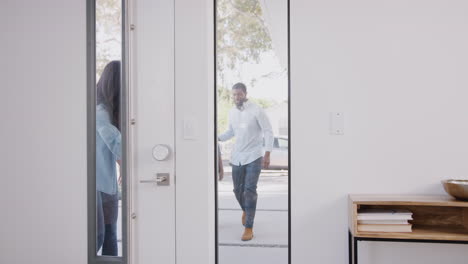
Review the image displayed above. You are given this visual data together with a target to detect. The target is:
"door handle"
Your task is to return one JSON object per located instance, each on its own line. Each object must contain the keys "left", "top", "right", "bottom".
{"left": 156, "top": 176, "right": 168, "bottom": 183}
{"left": 139, "top": 173, "right": 170, "bottom": 186}
{"left": 139, "top": 179, "right": 157, "bottom": 183}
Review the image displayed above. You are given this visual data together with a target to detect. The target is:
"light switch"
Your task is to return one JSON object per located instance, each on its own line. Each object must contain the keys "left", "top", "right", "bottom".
{"left": 330, "top": 112, "right": 344, "bottom": 135}
{"left": 183, "top": 117, "right": 197, "bottom": 140}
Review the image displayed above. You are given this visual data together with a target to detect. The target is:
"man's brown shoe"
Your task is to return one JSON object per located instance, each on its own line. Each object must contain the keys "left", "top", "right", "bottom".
{"left": 241, "top": 228, "right": 253, "bottom": 241}
{"left": 242, "top": 211, "right": 246, "bottom": 226}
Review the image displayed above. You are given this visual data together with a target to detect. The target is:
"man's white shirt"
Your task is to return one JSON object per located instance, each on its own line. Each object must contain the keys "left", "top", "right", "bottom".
{"left": 219, "top": 100, "right": 274, "bottom": 166}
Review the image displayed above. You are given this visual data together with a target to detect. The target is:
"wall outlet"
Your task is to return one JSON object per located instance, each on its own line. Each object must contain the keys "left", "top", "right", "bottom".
{"left": 330, "top": 112, "right": 344, "bottom": 135}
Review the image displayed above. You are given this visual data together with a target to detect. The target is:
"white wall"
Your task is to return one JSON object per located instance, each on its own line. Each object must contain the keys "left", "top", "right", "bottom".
{"left": 175, "top": 0, "right": 215, "bottom": 264}
{"left": 0, "top": 1, "right": 87, "bottom": 264}
{"left": 291, "top": 0, "right": 468, "bottom": 263}
{"left": 3, "top": 0, "right": 468, "bottom": 264}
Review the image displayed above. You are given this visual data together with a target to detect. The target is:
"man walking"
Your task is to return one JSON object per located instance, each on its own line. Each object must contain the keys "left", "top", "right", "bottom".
{"left": 218, "top": 82, "right": 274, "bottom": 241}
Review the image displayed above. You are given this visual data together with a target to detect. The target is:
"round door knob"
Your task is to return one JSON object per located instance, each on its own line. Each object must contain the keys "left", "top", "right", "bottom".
{"left": 152, "top": 144, "right": 171, "bottom": 161}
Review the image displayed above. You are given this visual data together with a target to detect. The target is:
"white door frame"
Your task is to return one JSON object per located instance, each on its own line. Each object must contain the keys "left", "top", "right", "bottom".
{"left": 126, "top": 0, "right": 216, "bottom": 263}
{"left": 174, "top": 0, "right": 216, "bottom": 263}
{"left": 128, "top": 0, "right": 176, "bottom": 263}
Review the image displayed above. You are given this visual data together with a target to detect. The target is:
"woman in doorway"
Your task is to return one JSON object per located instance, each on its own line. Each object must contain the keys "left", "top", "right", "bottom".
{"left": 96, "top": 60, "right": 121, "bottom": 256}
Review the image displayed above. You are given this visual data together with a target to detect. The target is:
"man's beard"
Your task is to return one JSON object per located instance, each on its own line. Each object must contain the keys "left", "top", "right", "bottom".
{"left": 236, "top": 99, "right": 246, "bottom": 109}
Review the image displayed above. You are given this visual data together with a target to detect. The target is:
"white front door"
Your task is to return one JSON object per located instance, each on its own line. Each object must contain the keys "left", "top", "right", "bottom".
{"left": 128, "top": 0, "right": 176, "bottom": 263}
{"left": 126, "top": 0, "right": 215, "bottom": 262}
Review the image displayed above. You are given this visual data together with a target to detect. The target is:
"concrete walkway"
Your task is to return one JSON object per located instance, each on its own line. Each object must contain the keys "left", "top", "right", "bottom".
{"left": 218, "top": 168, "right": 289, "bottom": 264}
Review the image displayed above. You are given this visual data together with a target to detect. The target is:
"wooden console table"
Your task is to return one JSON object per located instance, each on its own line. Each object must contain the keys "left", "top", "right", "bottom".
{"left": 348, "top": 195, "right": 468, "bottom": 264}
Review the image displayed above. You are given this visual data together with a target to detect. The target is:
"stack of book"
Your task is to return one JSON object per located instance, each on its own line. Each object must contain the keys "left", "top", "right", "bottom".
{"left": 357, "top": 209, "right": 413, "bottom": 233}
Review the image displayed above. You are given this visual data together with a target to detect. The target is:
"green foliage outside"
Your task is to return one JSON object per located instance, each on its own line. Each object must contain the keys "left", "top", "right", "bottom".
{"left": 96, "top": 0, "right": 122, "bottom": 79}
{"left": 216, "top": 0, "right": 276, "bottom": 134}
{"left": 95, "top": 0, "right": 278, "bottom": 135}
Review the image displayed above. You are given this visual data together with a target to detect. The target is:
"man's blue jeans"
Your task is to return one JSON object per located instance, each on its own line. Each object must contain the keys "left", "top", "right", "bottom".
{"left": 231, "top": 157, "right": 262, "bottom": 228}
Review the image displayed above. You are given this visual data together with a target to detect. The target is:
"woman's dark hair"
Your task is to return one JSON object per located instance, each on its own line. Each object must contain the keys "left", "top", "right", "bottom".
{"left": 96, "top": 60, "right": 121, "bottom": 130}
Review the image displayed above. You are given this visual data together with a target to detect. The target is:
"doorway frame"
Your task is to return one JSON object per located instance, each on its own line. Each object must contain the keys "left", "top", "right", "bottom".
{"left": 213, "top": 0, "right": 291, "bottom": 263}
{"left": 86, "top": 0, "right": 129, "bottom": 263}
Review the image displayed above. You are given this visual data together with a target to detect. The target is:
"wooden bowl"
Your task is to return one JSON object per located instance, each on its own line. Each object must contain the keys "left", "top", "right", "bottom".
{"left": 442, "top": 180, "right": 468, "bottom": 201}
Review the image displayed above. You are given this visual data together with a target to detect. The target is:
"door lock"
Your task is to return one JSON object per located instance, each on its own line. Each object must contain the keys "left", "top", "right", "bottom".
{"left": 152, "top": 144, "right": 171, "bottom": 161}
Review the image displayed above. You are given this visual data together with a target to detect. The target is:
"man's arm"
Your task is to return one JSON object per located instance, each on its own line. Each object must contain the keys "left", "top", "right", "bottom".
{"left": 263, "top": 151, "right": 271, "bottom": 169}
{"left": 218, "top": 116, "right": 235, "bottom": 141}
{"left": 257, "top": 108, "right": 274, "bottom": 169}
{"left": 217, "top": 146, "right": 224, "bottom": 181}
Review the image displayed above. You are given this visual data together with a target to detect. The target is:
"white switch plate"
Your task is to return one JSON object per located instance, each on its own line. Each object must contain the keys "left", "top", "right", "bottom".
{"left": 330, "top": 112, "right": 344, "bottom": 135}
{"left": 183, "top": 117, "right": 197, "bottom": 140}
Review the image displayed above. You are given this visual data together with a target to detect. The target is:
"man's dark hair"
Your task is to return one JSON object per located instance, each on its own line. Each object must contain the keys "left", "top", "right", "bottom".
{"left": 232, "top": 82, "right": 247, "bottom": 93}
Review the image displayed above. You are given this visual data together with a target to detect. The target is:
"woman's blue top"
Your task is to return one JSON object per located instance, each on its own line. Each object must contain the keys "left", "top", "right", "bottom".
{"left": 96, "top": 104, "right": 121, "bottom": 195}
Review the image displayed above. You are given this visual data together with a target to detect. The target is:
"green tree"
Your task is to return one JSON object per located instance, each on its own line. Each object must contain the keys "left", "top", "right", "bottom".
{"left": 216, "top": 0, "right": 274, "bottom": 133}
{"left": 96, "top": 0, "right": 122, "bottom": 78}
{"left": 216, "top": 0, "right": 272, "bottom": 74}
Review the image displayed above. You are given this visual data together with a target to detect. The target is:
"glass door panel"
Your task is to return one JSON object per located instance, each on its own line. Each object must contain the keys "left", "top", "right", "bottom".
{"left": 216, "top": 0, "right": 290, "bottom": 263}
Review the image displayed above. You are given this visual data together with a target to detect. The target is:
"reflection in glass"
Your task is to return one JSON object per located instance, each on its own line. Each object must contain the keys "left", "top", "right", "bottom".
{"left": 95, "top": 0, "right": 122, "bottom": 257}
{"left": 216, "top": 0, "right": 289, "bottom": 262}
{"left": 96, "top": 61, "right": 122, "bottom": 256}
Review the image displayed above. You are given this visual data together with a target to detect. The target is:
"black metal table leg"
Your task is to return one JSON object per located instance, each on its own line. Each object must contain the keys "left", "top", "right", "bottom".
{"left": 348, "top": 231, "right": 468, "bottom": 264}
{"left": 349, "top": 230, "right": 358, "bottom": 264}
{"left": 348, "top": 231, "right": 353, "bottom": 264}
{"left": 354, "top": 237, "right": 358, "bottom": 264}
{"left": 348, "top": 231, "right": 352, "bottom": 264}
